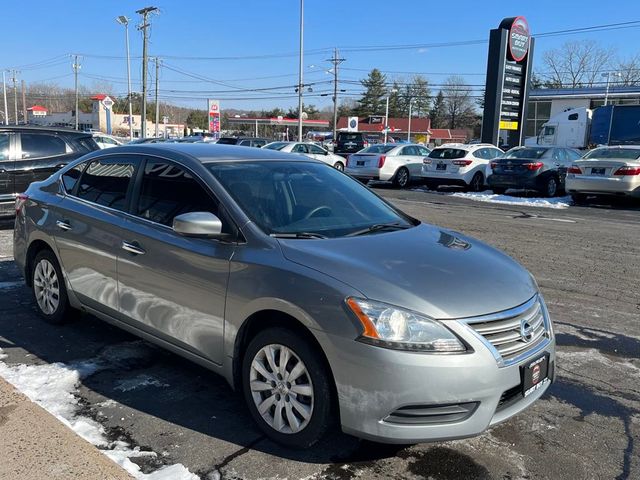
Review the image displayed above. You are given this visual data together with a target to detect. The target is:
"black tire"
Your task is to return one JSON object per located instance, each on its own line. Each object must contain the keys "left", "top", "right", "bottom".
{"left": 242, "top": 327, "right": 335, "bottom": 449}
{"left": 393, "top": 167, "right": 410, "bottom": 189}
{"left": 571, "top": 193, "right": 587, "bottom": 204}
{"left": 333, "top": 161, "right": 344, "bottom": 172}
{"left": 31, "top": 249, "right": 75, "bottom": 324}
{"left": 425, "top": 180, "right": 439, "bottom": 191}
{"left": 491, "top": 186, "right": 506, "bottom": 195}
{"left": 467, "top": 172, "right": 484, "bottom": 192}
{"left": 541, "top": 176, "right": 559, "bottom": 198}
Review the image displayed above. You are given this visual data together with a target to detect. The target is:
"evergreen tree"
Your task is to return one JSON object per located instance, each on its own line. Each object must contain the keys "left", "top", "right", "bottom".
{"left": 355, "top": 69, "right": 387, "bottom": 116}
{"left": 410, "top": 75, "right": 431, "bottom": 117}
{"left": 429, "top": 91, "right": 446, "bottom": 128}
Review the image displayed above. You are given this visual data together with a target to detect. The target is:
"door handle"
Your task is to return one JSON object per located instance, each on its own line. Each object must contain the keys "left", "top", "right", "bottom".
{"left": 121, "top": 241, "right": 146, "bottom": 255}
{"left": 56, "top": 220, "right": 72, "bottom": 231}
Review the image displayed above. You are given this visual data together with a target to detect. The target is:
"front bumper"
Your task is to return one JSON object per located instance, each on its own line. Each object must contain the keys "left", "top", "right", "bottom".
{"left": 314, "top": 313, "right": 555, "bottom": 444}
{"left": 566, "top": 175, "right": 640, "bottom": 198}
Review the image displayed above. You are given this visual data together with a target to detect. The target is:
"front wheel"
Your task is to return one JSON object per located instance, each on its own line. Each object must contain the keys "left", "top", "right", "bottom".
{"left": 333, "top": 161, "right": 344, "bottom": 172}
{"left": 242, "top": 328, "right": 335, "bottom": 449}
{"left": 393, "top": 167, "right": 410, "bottom": 188}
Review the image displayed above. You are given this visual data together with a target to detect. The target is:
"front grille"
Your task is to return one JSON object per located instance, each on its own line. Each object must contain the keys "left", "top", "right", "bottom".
{"left": 464, "top": 295, "right": 550, "bottom": 366}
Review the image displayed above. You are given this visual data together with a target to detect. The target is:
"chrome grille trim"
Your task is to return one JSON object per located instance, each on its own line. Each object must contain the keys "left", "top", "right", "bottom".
{"left": 460, "top": 295, "right": 552, "bottom": 367}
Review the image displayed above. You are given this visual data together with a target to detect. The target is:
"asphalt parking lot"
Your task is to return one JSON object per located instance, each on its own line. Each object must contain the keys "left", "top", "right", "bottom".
{"left": 0, "top": 189, "right": 638, "bottom": 480}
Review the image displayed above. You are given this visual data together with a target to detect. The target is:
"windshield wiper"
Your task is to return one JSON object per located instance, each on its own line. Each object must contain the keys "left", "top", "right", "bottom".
{"left": 346, "top": 222, "right": 411, "bottom": 237}
{"left": 270, "top": 232, "right": 328, "bottom": 239}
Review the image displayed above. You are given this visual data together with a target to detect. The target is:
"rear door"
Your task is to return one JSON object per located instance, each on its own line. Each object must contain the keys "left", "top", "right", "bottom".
{"left": 117, "top": 157, "right": 235, "bottom": 364}
{"left": 53, "top": 155, "right": 139, "bottom": 316}
{"left": 398, "top": 145, "right": 423, "bottom": 176}
{"left": 15, "top": 131, "right": 79, "bottom": 194}
{"left": 0, "top": 132, "right": 16, "bottom": 207}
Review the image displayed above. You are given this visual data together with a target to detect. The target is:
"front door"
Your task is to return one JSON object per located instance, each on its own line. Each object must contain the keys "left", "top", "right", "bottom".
{"left": 117, "top": 158, "right": 234, "bottom": 364}
{"left": 53, "top": 155, "right": 139, "bottom": 316}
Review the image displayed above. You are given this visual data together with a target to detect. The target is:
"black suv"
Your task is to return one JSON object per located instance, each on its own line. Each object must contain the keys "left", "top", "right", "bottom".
{"left": 216, "top": 137, "right": 269, "bottom": 148}
{"left": 0, "top": 126, "right": 99, "bottom": 216}
{"left": 335, "top": 132, "right": 369, "bottom": 157}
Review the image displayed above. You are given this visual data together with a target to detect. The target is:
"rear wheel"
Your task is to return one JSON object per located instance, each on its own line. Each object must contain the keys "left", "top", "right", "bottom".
{"left": 333, "top": 161, "right": 344, "bottom": 172}
{"left": 31, "top": 250, "right": 75, "bottom": 324}
{"left": 467, "top": 172, "right": 484, "bottom": 192}
{"left": 393, "top": 167, "right": 410, "bottom": 188}
{"left": 541, "top": 176, "right": 559, "bottom": 197}
{"left": 242, "top": 327, "right": 335, "bottom": 449}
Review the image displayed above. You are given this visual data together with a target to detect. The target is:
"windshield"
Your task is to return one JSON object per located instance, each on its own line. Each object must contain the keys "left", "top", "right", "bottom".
{"left": 504, "top": 148, "right": 548, "bottom": 159}
{"left": 208, "top": 161, "right": 414, "bottom": 238}
{"left": 360, "top": 145, "right": 395, "bottom": 154}
{"left": 262, "top": 142, "right": 289, "bottom": 151}
{"left": 582, "top": 148, "right": 640, "bottom": 160}
{"left": 428, "top": 148, "right": 467, "bottom": 159}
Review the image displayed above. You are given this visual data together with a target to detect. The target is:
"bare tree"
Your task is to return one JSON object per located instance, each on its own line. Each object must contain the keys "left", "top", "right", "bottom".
{"left": 441, "top": 75, "right": 475, "bottom": 129}
{"left": 541, "top": 40, "right": 613, "bottom": 88}
{"left": 615, "top": 54, "right": 640, "bottom": 86}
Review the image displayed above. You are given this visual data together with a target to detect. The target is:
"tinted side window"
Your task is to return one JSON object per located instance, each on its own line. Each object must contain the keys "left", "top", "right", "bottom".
{"left": 20, "top": 133, "right": 68, "bottom": 159}
{"left": 418, "top": 146, "right": 431, "bottom": 156}
{"left": 62, "top": 163, "right": 86, "bottom": 193}
{"left": 0, "top": 133, "right": 10, "bottom": 160}
{"left": 292, "top": 144, "right": 308, "bottom": 153}
{"left": 307, "top": 144, "right": 325, "bottom": 154}
{"left": 135, "top": 160, "right": 220, "bottom": 227}
{"left": 472, "top": 149, "right": 487, "bottom": 159}
{"left": 76, "top": 158, "right": 136, "bottom": 211}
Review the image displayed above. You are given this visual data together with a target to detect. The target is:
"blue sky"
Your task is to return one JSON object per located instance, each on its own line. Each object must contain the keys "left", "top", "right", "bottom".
{"left": 3, "top": 0, "right": 640, "bottom": 112}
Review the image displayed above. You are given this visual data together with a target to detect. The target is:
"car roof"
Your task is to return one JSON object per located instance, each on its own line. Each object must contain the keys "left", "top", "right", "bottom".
{"left": 432, "top": 143, "right": 497, "bottom": 150}
{"left": 0, "top": 125, "right": 91, "bottom": 136}
{"left": 590, "top": 145, "right": 640, "bottom": 150}
{"left": 108, "top": 143, "right": 314, "bottom": 164}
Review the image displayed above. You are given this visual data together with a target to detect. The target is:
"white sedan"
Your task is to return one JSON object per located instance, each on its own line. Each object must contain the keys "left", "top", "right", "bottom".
{"left": 344, "top": 144, "right": 431, "bottom": 188}
{"left": 263, "top": 141, "right": 348, "bottom": 171}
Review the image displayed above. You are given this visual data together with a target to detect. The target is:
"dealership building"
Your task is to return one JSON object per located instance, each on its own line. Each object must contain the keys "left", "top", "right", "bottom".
{"left": 525, "top": 85, "right": 640, "bottom": 138}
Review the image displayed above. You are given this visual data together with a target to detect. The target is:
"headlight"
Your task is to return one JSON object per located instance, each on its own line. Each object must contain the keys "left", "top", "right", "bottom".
{"left": 346, "top": 298, "right": 466, "bottom": 352}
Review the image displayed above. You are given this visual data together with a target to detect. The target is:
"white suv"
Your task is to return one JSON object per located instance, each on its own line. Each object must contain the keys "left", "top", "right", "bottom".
{"left": 422, "top": 143, "right": 503, "bottom": 191}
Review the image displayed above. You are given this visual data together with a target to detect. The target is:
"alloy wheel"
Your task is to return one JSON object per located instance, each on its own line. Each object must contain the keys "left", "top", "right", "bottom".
{"left": 334, "top": 162, "right": 344, "bottom": 172}
{"left": 33, "top": 259, "right": 60, "bottom": 315}
{"left": 249, "top": 344, "right": 314, "bottom": 434}
{"left": 396, "top": 168, "right": 409, "bottom": 188}
{"left": 547, "top": 177, "right": 558, "bottom": 197}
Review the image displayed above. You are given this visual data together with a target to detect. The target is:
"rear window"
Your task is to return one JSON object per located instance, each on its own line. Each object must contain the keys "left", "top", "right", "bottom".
{"left": 263, "top": 142, "right": 288, "bottom": 151}
{"left": 360, "top": 145, "right": 395, "bottom": 154}
{"left": 338, "top": 133, "right": 363, "bottom": 142}
{"left": 582, "top": 148, "right": 640, "bottom": 160}
{"left": 76, "top": 135, "right": 100, "bottom": 152}
{"left": 216, "top": 137, "right": 239, "bottom": 145}
{"left": 428, "top": 148, "right": 467, "bottom": 160}
{"left": 504, "top": 148, "right": 548, "bottom": 159}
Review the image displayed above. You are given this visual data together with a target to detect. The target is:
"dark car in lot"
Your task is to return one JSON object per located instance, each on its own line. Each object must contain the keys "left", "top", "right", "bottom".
{"left": 216, "top": 137, "right": 269, "bottom": 148}
{"left": 0, "top": 126, "right": 99, "bottom": 216}
{"left": 488, "top": 146, "right": 582, "bottom": 197}
{"left": 335, "top": 132, "right": 370, "bottom": 157}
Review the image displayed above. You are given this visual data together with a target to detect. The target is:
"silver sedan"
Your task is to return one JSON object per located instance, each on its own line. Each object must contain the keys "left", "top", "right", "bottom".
{"left": 14, "top": 143, "right": 555, "bottom": 448}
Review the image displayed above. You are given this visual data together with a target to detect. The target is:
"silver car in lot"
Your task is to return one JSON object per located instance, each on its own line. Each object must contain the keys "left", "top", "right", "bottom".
{"left": 566, "top": 145, "right": 640, "bottom": 202}
{"left": 13, "top": 144, "right": 555, "bottom": 448}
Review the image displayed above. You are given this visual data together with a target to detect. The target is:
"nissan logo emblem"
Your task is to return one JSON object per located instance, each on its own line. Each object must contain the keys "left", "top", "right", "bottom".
{"left": 520, "top": 320, "right": 534, "bottom": 342}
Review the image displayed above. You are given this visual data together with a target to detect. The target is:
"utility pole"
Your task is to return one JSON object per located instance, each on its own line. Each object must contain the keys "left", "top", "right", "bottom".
{"left": 326, "top": 48, "right": 345, "bottom": 144}
{"left": 72, "top": 55, "right": 81, "bottom": 130}
{"left": 2, "top": 71, "right": 8, "bottom": 125}
{"left": 137, "top": 6, "right": 159, "bottom": 138}
{"left": 297, "top": 0, "right": 304, "bottom": 141}
{"left": 154, "top": 57, "right": 160, "bottom": 138}
{"left": 21, "top": 80, "right": 26, "bottom": 124}
{"left": 116, "top": 16, "right": 134, "bottom": 140}
{"left": 11, "top": 70, "right": 18, "bottom": 126}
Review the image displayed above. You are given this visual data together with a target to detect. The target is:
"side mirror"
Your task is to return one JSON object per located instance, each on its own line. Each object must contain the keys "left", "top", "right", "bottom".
{"left": 173, "top": 211, "right": 224, "bottom": 238}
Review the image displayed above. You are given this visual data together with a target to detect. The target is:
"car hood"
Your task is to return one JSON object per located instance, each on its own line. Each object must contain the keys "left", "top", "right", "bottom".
{"left": 278, "top": 224, "right": 536, "bottom": 319}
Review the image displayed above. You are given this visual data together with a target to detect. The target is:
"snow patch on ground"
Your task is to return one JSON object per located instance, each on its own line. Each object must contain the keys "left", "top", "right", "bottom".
{"left": 451, "top": 191, "right": 571, "bottom": 209}
{"left": 115, "top": 374, "right": 170, "bottom": 392}
{"left": 0, "top": 345, "right": 199, "bottom": 480}
{"left": 557, "top": 348, "right": 640, "bottom": 376}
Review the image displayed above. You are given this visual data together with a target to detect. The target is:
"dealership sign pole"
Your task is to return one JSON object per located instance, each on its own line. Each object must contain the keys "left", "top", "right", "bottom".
{"left": 208, "top": 99, "right": 220, "bottom": 139}
{"left": 481, "top": 17, "right": 534, "bottom": 148}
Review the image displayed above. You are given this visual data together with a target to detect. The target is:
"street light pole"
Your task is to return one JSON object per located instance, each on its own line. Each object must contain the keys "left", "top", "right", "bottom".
{"left": 117, "top": 16, "right": 134, "bottom": 140}
{"left": 384, "top": 88, "right": 397, "bottom": 143}
{"left": 72, "top": 55, "right": 80, "bottom": 130}
{"left": 407, "top": 100, "right": 413, "bottom": 142}
{"left": 297, "top": 0, "right": 304, "bottom": 141}
{"left": 137, "top": 6, "right": 159, "bottom": 139}
{"left": 602, "top": 71, "right": 621, "bottom": 106}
